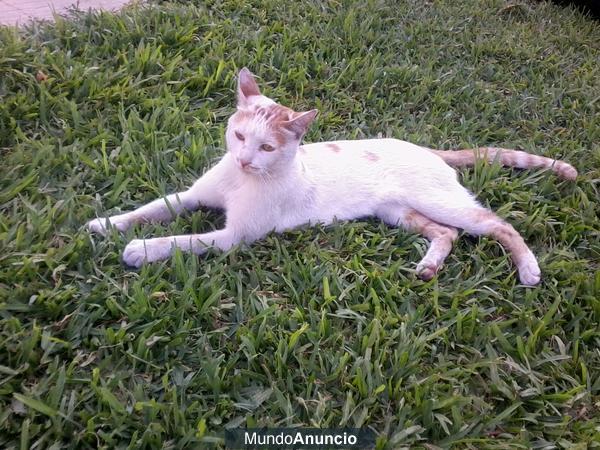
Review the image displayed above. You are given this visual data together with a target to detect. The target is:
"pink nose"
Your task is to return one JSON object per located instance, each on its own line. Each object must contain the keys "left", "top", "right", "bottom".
{"left": 239, "top": 158, "right": 251, "bottom": 168}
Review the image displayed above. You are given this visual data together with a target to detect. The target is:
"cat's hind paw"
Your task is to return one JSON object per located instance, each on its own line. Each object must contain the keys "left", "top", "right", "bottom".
{"left": 416, "top": 262, "right": 438, "bottom": 281}
{"left": 518, "top": 258, "right": 541, "bottom": 286}
{"left": 556, "top": 162, "right": 578, "bottom": 181}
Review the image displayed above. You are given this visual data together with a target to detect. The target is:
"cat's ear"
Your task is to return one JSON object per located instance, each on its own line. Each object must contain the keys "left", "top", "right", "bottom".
{"left": 237, "top": 67, "right": 261, "bottom": 107}
{"left": 283, "top": 109, "right": 318, "bottom": 137}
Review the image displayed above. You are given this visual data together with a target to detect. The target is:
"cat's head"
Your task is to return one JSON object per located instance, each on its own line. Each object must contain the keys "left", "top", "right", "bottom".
{"left": 225, "top": 68, "right": 317, "bottom": 175}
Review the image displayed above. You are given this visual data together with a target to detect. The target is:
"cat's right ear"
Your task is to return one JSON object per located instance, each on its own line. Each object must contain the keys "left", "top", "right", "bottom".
{"left": 237, "top": 68, "right": 261, "bottom": 108}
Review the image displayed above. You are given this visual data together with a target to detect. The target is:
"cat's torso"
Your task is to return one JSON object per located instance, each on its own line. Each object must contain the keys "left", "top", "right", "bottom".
{"left": 218, "top": 138, "right": 463, "bottom": 239}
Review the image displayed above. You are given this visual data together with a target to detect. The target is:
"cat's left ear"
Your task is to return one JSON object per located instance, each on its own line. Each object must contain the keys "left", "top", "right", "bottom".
{"left": 237, "top": 67, "right": 261, "bottom": 107}
{"left": 284, "top": 109, "right": 318, "bottom": 138}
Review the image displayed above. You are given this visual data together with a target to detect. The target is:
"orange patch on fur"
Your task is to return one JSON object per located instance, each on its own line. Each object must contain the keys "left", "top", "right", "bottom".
{"left": 363, "top": 151, "right": 379, "bottom": 162}
{"left": 231, "top": 110, "right": 254, "bottom": 122}
{"left": 271, "top": 131, "right": 286, "bottom": 147}
{"left": 326, "top": 143, "right": 341, "bottom": 153}
{"left": 255, "top": 104, "right": 293, "bottom": 125}
{"left": 233, "top": 105, "right": 297, "bottom": 146}
{"left": 404, "top": 209, "right": 458, "bottom": 242}
{"left": 403, "top": 210, "right": 419, "bottom": 228}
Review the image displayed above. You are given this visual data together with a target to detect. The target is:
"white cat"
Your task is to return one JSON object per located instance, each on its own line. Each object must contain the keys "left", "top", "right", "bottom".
{"left": 87, "top": 68, "right": 577, "bottom": 286}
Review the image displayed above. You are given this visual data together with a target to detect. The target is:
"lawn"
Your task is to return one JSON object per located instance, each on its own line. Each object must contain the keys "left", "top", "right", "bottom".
{"left": 1, "top": 0, "right": 599, "bottom": 448}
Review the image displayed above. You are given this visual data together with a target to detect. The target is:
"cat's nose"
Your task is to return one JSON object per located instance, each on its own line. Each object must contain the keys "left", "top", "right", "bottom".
{"left": 238, "top": 158, "right": 252, "bottom": 168}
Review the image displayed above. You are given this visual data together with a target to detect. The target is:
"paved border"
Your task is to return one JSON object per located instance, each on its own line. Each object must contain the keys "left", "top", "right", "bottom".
{"left": 0, "top": 0, "right": 134, "bottom": 26}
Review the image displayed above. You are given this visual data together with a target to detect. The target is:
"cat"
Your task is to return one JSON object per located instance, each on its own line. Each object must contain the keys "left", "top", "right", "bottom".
{"left": 87, "top": 68, "right": 578, "bottom": 286}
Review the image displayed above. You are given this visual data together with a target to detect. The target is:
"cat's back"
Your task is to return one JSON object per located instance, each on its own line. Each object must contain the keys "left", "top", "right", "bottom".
{"left": 299, "top": 138, "right": 449, "bottom": 175}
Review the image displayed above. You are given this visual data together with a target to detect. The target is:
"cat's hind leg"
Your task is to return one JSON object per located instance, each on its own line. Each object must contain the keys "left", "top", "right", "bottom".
{"left": 377, "top": 206, "right": 458, "bottom": 280}
{"left": 413, "top": 196, "right": 541, "bottom": 286}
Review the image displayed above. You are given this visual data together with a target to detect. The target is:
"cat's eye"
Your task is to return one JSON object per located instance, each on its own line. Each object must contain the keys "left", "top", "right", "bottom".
{"left": 260, "top": 144, "right": 275, "bottom": 152}
{"left": 235, "top": 131, "right": 245, "bottom": 141}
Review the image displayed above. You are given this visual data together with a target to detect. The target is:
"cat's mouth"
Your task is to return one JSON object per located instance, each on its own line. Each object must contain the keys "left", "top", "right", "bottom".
{"left": 239, "top": 164, "right": 262, "bottom": 174}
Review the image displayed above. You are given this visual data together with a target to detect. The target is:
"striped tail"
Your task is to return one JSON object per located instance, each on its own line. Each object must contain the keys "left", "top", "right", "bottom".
{"left": 429, "top": 147, "right": 577, "bottom": 180}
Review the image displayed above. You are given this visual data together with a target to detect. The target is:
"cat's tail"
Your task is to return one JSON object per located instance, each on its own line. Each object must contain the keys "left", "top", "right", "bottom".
{"left": 429, "top": 147, "right": 577, "bottom": 180}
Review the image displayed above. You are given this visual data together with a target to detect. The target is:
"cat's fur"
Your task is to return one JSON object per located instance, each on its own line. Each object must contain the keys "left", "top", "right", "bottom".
{"left": 87, "top": 68, "right": 578, "bottom": 286}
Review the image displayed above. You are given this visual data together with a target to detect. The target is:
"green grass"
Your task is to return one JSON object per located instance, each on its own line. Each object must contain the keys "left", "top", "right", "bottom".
{"left": 1, "top": 0, "right": 599, "bottom": 447}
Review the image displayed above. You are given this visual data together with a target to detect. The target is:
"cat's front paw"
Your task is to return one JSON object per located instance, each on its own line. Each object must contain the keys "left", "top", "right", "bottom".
{"left": 87, "top": 216, "right": 129, "bottom": 235}
{"left": 123, "top": 238, "right": 171, "bottom": 268}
